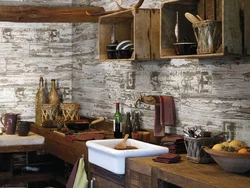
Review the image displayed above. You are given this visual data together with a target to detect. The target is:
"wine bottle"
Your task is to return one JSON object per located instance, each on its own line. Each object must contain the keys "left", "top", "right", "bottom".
{"left": 35, "top": 77, "right": 46, "bottom": 126}
{"left": 124, "top": 112, "right": 132, "bottom": 138}
{"left": 113, "top": 103, "right": 123, "bottom": 138}
{"left": 132, "top": 111, "right": 140, "bottom": 132}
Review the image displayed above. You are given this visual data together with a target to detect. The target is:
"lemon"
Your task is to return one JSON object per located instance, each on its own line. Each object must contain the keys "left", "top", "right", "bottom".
{"left": 221, "top": 141, "right": 229, "bottom": 147}
{"left": 228, "top": 140, "right": 245, "bottom": 151}
{"left": 212, "top": 144, "right": 224, "bottom": 151}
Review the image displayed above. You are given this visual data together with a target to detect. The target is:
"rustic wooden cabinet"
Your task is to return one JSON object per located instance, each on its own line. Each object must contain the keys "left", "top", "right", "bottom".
{"left": 99, "top": 8, "right": 160, "bottom": 61}
{"left": 160, "top": 0, "right": 249, "bottom": 59}
{"left": 89, "top": 164, "right": 124, "bottom": 188}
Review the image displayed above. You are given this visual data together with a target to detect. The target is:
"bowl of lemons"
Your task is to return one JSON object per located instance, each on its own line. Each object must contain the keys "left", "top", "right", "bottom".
{"left": 203, "top": 140, "right": 250, "bottom": 173}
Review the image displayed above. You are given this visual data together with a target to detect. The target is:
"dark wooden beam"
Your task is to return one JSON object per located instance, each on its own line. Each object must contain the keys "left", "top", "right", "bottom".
{"left": 0, "top": 5, "right": 105, "bottom": 23}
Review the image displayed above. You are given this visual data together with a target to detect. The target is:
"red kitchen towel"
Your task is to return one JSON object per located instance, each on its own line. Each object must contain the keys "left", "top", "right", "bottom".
{"left": 154, "top": 96, "right": 176, "bottom": 137}
{"left": 152, "top": 153, "right": 181, "bottom": 164}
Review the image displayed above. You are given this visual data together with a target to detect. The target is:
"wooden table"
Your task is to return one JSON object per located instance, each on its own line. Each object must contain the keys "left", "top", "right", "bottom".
{"left": 0, "top": 131, "right": 54, "bottom": 185}
{"left": 126, "top": 155, "right": 250, "bottom": 188}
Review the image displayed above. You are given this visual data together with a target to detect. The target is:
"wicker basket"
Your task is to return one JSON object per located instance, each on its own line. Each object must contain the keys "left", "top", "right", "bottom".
{"left": 193, "top": 20, "right": 222, "bottom": 54}
{"left": 41, "top": 104, "right": 58, "bottom": 122}
{"left": 60, "top": 103, "right": 80, "bottom": 121}
{"left": 184, "top": 136, "right": 224, "bottom": 164}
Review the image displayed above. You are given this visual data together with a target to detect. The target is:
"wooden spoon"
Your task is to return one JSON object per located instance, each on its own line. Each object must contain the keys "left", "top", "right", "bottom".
{"left": 114, "top": 134, "right": 129, "bottom": 150}
{"left": 184, "top": 12, "right": 200, "bottom": 24}
{"left": 196, "top": 15, "right": 204, "bottom": 21}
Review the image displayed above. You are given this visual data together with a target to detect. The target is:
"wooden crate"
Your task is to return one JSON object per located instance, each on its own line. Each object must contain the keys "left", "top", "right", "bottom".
{"left": 160, "top": 0, "right": 248, "bottom": 59}
{"left": 99, "top": 9, "right": 160, "bottom": 61}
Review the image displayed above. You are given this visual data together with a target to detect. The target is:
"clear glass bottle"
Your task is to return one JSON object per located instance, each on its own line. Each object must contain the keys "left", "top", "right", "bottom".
{"left": 35, "top": 77, "right": 46, "bottom": 126}
{"left": 124, "top": 112, "right": 132, "bottom": 138}
{"left": 113, "top": 103, "right": 123, "bottom": 138}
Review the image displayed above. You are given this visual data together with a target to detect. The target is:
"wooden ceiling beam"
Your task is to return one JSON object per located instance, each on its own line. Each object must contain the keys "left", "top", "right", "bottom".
{"left": 0, "top": 5, "right": 105, "bottom": 23}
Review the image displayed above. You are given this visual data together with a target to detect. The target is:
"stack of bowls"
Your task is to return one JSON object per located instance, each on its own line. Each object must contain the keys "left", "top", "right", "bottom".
{"left": 106, "top": 42, "right": 118, "bottom": 59}
{"left": 106, "top": 40, "right": 134, "bottom": 59}
{"left": 116, "top": 40, "right": 134, "bottom": 59}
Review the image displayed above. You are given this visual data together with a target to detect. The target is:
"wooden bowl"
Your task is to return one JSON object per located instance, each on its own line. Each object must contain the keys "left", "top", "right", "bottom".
{"left": 203, "top": 146, "right": 250, "bottom": 173}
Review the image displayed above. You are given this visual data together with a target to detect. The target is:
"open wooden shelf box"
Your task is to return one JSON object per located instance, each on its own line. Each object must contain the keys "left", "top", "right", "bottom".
{"left": 99, "top": 8, "right": 160, "bottom": 61}
{"left": 160, "top": 0, "right": 249, "bottom": 59}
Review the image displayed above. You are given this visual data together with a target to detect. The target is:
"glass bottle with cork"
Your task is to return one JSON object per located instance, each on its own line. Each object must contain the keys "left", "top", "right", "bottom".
{"left": 35, "top": 77, "right": 46, "bottom": 126}
{"left": 113, "top": 103, "right": 123, "bottom": 138}
{"left": 132, "top": 111, "right": 140, "bottom": 132}
{"left": 48, "top": 79, "right": 60, "bottom": 119}
{"left": 124, "top": 112, "right": 132, "bottom": 138}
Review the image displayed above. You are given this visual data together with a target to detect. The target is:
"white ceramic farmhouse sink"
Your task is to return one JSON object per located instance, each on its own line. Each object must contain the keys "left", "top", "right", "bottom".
{"left": 86, "top": 138, "right": 169, "bottom": 174}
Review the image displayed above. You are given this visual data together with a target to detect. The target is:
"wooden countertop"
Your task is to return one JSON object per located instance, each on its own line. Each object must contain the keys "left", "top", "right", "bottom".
{"left": 31, "top": 124, "right": 88, "bottom": 164}
{"left": 127, "top": 155, "right": 250, "bottom": 188}
{"left": 0, "top": 132, "right": 44, "bottom": 153}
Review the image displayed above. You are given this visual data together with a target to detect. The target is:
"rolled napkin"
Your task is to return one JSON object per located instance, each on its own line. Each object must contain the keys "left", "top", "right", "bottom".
{"left": 152, "top": 153, "right": 181, "bottom": 164}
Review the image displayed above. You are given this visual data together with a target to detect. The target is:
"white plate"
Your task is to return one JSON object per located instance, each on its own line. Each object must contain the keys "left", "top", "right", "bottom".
{"left": 121, "top": 43, "right": 134, "bottom": 50}
{"left": 116, "top": 40, "right": 132, "bottom": 50}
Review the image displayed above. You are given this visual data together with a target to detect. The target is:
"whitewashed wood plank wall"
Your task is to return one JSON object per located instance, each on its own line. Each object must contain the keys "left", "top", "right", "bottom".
{"left": 0, "top": 0, "right": 249, "bottom": 144}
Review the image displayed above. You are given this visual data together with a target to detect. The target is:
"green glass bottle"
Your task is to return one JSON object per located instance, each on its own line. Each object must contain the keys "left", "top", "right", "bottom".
{"left": 125, "top": 112, "right": 132, "bottom": 138}
{"left": 113, "top": 103, "right": 123, "bottom": 138}
{"left": 132, "top": 111, "right": 140, "bottom": 132}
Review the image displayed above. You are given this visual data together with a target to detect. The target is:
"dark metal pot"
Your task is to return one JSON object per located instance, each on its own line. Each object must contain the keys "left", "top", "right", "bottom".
{"left": 173, "top": 42, "right": 197, "bottom": 55}
{"left": 65, "top": 117, "right": 104, "bottom": 131}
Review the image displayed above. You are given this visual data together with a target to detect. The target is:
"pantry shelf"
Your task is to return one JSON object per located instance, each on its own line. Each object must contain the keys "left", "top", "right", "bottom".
{"left": 160, "top": 0, "right": 249, "bottom": 59}
{"left": 99, "top": 8, "right": 160, "bottom": 61}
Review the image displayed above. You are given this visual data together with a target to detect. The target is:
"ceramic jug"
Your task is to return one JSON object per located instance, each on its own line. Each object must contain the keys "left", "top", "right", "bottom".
{"left": 1, "top": 113, "right": 19, "bottom": 135}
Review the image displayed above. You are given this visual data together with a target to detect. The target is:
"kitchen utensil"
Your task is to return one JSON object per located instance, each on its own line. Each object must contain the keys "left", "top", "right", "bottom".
{"left": 65, "top": 117, "right": 105, "bottom": 131}
{"left": 115, "top": 146, "right": 138, "bottom": 150}
{"left": 173, "top": 42, "right": 197, "bottom": 55}
{"left": 184, "top": 12, "right": 200, "bottom": 24}
{"left": 115, "top": 134, "right": 129, "bottom": 149}
{"left": 196, "top": 15, "right": 203, "bottom": 21}
{"left": 1, "top": 113, "right": 19, "bottom": 135}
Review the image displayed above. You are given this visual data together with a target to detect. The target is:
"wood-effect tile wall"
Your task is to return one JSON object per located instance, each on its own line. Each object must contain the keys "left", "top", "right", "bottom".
{"left": 0, "top": 1, "right": 73, "bottom": 122}
{"left": 72, "top": 0, "right": 250, "bottom": 144}
{"left": 0, "top": 0, "right": 249, "bottom": 144}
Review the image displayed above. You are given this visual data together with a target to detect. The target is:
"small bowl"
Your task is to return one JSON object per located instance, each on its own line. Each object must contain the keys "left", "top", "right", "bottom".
{"left": 17, "top": 121, "right": 31, "bottom": 136}
{"left": 203, "top": 146, "right": 250, "bottom": 173}
{"left": 173, "top": 42, "right": 197, "bottom": 55}
{"left": 116, "top": 49, "right": 134, "bottom": 59}
{"left": 106, "top": 49, "right": 117, "bottom": 59}
{"left": 65, "top": 119, "right": 90, "bottom": 131}
{"left": 116, "top": 40, "right": 132, "bottom": 50}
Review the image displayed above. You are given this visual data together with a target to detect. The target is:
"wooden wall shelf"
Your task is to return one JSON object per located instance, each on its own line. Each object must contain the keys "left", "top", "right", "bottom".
{"left": 160, "top": 0, "right": 249, "bottom": 59}
{"left": 99, "top": 9, "right": 160, "bottom": 61}
{"left": 0, "top": 5, "right": 104, "bottom": 23}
